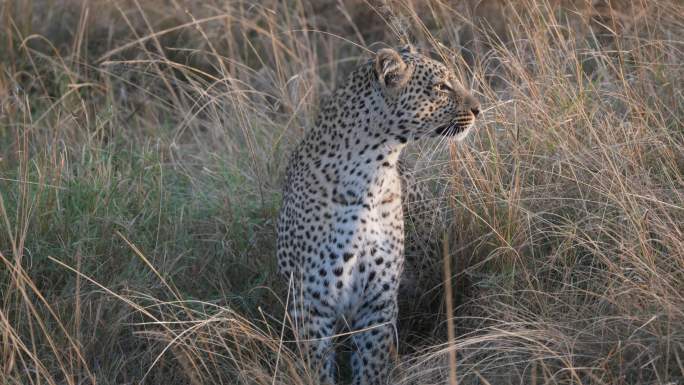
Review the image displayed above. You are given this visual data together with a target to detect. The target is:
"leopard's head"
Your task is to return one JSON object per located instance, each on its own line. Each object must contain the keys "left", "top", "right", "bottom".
{"left": 373, "top": 46, "right": 480, "bottom": 141}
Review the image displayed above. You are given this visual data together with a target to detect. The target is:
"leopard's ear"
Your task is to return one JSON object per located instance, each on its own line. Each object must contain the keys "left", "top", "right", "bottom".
{"left": 375, "top": 48, "right": 412, "bottom": 89}
{"left": 398, "top": 44, "right": 417, "bottom": 54}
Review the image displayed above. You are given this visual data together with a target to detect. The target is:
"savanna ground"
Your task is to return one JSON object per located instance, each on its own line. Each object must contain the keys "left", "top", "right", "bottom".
{"left": 1, "top": 1, "right": 683, "bottom": 384}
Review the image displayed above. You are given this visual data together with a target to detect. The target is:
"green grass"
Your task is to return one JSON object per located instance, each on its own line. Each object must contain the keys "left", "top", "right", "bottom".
{"left": 1, "top": 0, "right": 683, "bottom": 384}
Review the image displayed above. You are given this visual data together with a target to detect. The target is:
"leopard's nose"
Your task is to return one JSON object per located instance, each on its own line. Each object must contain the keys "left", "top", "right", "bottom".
{"left": 467, "top": 94, "right": 481, "bottom": 117}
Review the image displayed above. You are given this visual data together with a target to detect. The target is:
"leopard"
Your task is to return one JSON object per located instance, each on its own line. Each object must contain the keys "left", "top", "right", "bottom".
{"left": 276, "top": 45, "right": 480, "bottom": 385}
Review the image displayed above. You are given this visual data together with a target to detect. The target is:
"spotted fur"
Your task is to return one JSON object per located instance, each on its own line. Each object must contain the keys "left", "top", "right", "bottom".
{"left": 276, "top": 46, "right": 480, "bottom": 385}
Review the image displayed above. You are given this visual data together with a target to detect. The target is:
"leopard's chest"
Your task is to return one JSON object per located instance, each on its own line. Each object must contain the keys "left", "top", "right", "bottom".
{"left": 309, "top": 169, "right": 404, "bottom": 310}
{"left": 328, "top": 164, "right": 403, "bottom": 243}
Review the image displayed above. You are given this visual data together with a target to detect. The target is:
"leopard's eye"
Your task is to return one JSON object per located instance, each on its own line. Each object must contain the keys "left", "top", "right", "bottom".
{"left": 433, "top": 82, "right": 452, "bottom": 93}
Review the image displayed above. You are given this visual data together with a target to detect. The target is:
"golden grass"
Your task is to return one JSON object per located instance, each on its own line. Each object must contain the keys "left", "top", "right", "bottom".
{"left": 0, "top": 0, "right": 682, "bottom": 384}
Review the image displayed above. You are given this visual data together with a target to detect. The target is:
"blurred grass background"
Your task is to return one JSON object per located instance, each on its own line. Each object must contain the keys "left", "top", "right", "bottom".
{"left": 0, "top": 0, "right": 682, "bottom": 384}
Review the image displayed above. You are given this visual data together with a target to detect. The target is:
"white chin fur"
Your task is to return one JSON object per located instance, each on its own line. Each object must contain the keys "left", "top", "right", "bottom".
{"left": 451, "top": 124, "right": 474, "bottom": 141}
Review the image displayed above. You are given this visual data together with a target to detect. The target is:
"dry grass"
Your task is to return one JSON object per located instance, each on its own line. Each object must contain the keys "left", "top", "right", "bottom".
{"left": 1, "top": 0, "right": 682, "bottom": 384}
